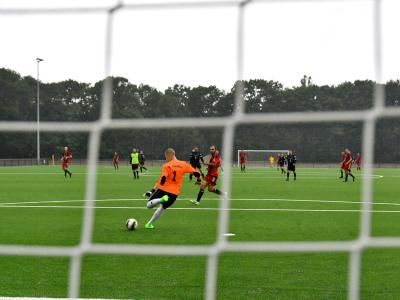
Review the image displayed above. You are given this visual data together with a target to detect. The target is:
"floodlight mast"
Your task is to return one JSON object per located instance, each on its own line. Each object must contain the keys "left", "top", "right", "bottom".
{"left": 36, "top": 58, "right": 44, "bottom": 165}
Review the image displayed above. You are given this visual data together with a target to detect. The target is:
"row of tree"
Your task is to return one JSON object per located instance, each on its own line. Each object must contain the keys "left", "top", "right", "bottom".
{"left": 1, "top": 67, "right": 399, "bottom": 163}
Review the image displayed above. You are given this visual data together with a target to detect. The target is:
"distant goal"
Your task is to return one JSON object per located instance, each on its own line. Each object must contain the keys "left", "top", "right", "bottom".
{"left": 237, "top": 150, "right": 290, "bottom": 168}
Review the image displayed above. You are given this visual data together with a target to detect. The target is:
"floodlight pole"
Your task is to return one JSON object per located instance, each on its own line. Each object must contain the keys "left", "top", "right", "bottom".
{"left": 36, "top": 58, "right": 44, "bottom": 165}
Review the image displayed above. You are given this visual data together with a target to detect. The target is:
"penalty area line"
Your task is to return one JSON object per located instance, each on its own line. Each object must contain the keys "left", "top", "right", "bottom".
{"left": 1, "top": 197, "right": 400, "bottom": 207}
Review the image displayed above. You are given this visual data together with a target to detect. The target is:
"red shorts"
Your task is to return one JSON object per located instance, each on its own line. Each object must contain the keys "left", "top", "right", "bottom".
{"left": 343, "top": 164, "right": 352, "bottom": 171}
{"left": 340, "top": 163, "right": 345, "bottom": 169}
{"left": 240, "top": 160, "right": 245, "bottom": 165}
{"left": 205, "top": 174, "right": 218, "bottom": 186}
{"left": 62, "top": 163, "right": 69, "bottom": 170}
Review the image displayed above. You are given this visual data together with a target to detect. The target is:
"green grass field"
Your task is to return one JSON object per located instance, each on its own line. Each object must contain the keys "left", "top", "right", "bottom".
{"left": 0, "top": 165, "right": 399, "bottom": 299}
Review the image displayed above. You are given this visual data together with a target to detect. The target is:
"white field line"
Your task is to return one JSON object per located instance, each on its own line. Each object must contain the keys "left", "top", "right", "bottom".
{"left": 230, "top": 175, "right": 384, "bottom": 179}
{"left": 0, "top": 171, "right": 386, "bottom": 179}
{"left": 1, "top": 205, "right": 400, "bottom": 213}
{"left": 0, "top": 171, "right": 384, "bottom": 176}
{"left": 0, "top": 172, "right": 157, "bottom": 176}
{"left": 1, "top": 197, "right": 400, "bottom": 207}
{"left": 0, "top": 298, "right": 122, "bottom": 300}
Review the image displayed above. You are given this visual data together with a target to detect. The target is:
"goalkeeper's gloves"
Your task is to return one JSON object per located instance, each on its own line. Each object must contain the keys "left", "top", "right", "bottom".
{"left": 193, "top": 171, "right": 201, "bottom": 185}
{"left": 143, "top": 188, "right": 156, "bottom": 198}
{"left": 193, "top": 171, "right": 201, "bottom": 178}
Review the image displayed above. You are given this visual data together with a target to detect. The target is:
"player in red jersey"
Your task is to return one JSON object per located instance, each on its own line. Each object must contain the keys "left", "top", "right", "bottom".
{"left": 355, "top": 153, "right": 362, "bottom": 171}
{"left": 61, "top": 146, "right": 72, "bottom": 178}
{"left": 343, "top": 148, "right": 355, "bottom": 182}
{"left": 277, "top": 153, "right": 286, "bottom": 174}
{"left": 339, "top": 151, "right": 346, "bottom": 179}
{"left": 191, "top": 145, "right": 226, "bottom": 205}
{"left": 112, "top": 152, "right": 120, "bottom": 170}
{"left": 239, "top": 150, "right": 247, "bottom": 172}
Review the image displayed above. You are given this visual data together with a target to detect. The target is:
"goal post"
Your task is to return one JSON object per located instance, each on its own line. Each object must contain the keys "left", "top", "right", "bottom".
{"left": 237, "top": 150, "right": 289, "bottom": 168}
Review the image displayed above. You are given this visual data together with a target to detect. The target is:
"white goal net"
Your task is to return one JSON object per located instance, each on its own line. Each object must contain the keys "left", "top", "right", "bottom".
{"left": 0, "top": 1, "right": 398, "bottom": 300}
{"left": 237, "top": 149, "right": 289, "bottom": 168}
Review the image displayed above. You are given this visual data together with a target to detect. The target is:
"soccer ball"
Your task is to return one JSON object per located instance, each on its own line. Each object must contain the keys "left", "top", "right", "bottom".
{"left": 126, "top": 218, "right": 138, "bottom": 231}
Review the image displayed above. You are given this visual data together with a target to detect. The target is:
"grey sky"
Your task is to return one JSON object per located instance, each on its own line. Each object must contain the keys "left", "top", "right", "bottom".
{"left": 0, "top": 0, "right": 398, "bottom": 91}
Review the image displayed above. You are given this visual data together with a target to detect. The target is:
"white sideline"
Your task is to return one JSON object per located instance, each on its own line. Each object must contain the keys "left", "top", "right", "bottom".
{"left": 0, "top": 172, "right": 157, "bottom": 176}
{"left": 0, "top": 298, "right": 121, "bottom": 300}
{"left": 2, "top": 204, "right": 400, "bottom": 214}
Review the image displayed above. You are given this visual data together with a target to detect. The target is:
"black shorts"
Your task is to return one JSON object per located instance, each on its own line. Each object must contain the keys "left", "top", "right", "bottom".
{"left": 191, "top": 163, "right": 201, "bottom": 169}
{"left": 149, "top": 189, "right": 178, "bottom": 209}
{"left": 287, "top": 164, "right": 296, "bottom": 172}
{"left": 131, "top": 164, "right": 139, "bottom": 170}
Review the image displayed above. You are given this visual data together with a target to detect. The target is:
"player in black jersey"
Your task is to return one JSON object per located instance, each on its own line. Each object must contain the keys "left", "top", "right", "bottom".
{"left": 189, "top": 146, "right": 204, "bottom": 184}
{"left": 139, "top": 150, "right": 147, "bottom": 173}
{"left": 286, "top": 150, "right": 297, "bottom": 181}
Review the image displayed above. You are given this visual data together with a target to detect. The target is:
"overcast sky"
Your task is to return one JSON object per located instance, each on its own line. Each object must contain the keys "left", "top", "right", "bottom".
{"left": 0, "top": 0, "right": 399, "bottom": 91}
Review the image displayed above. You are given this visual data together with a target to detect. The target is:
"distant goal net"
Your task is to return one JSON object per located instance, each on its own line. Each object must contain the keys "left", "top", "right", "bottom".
{"left": 237, "top": 150, "right": 289, "bottom": 168}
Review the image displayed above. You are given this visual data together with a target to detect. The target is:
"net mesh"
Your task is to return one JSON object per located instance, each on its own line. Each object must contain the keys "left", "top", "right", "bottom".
{"left": 0, "top": 1, "right": 399, "bottom": 299}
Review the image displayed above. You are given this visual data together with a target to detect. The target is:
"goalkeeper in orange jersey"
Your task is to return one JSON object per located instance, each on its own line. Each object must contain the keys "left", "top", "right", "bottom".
{"left": 143, "top": 148, "right": 201, "bottom": 229}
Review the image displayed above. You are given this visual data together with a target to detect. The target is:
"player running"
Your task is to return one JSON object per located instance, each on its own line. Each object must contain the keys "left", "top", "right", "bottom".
{"left": 130, "top": 148, "right": 140, "bottom": 179}
{"left": 339, "top": 151, "right": 346, "bottom": 179}
{"left": 112, "top": 152, "right": 120, "bottom": 170}
{"left": 189, "top": 146, "right": 204, "bottom": 184}
{"left": 277, "top": 153, "right": 286, "bottom": 174}
{"left": 343, "top": 148, "right": 355, "bottom": 182}
{"left": 61, "top": 146, "right": 72, "bottom": 178}
{"left": 239, "top": 150, "right": 247, "bottom": 172}
{"left": 191, "top": 145, "right": 226, "bottom": 205}
{"left": 286, "top": 150, "right": 296, "bottom": 181}
{"left": 276, "top": 153, "right": 280, "bottom": 170}
{"left": 355, "top": 153, "right": 362, "bottom": 171}
{"left": 139, "top": 150, "right": 148, "bottom": 173}
{"left": 144, "top": 148, "right": 201, "bottom": 229}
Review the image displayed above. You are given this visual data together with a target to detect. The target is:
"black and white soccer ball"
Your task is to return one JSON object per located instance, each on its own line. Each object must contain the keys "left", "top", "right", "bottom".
{"left": 126, "top": 218, "right": 138, "bottom": 231}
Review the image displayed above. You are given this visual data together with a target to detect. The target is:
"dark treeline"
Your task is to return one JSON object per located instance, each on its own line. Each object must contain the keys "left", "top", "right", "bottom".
{"left": 1, "top": 68, "right": 400, "bottom": 163}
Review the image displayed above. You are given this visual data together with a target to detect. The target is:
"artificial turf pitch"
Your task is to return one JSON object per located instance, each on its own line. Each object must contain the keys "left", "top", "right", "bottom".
{"left": 0, "top": 165, "right": 399, "bottom": 299}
